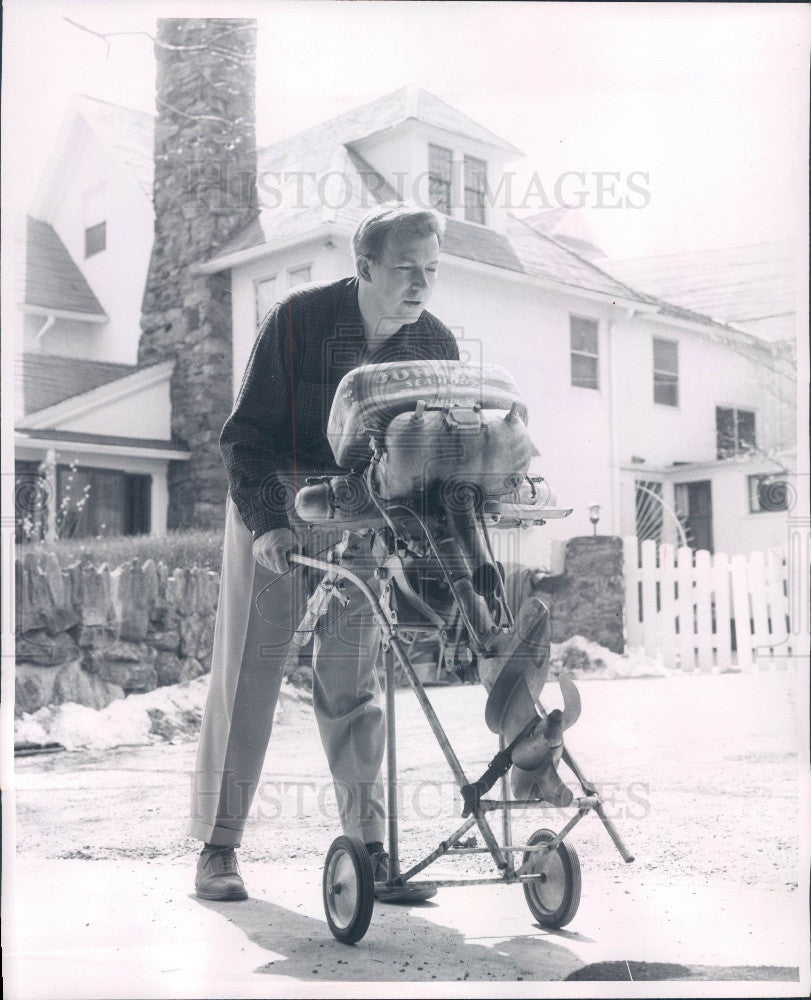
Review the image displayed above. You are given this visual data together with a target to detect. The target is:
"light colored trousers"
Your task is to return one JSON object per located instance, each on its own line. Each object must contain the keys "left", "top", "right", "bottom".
{"left": 187, "top": 497, "right": 386, "bottom": 848}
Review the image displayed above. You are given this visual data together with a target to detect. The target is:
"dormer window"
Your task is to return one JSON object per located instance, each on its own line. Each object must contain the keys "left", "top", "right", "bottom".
{"left": 83, "top": 184, "right": 106, "bottom": 257}
{"left": 463, "top": 156, "right": 487, "bottom": 225}
{"left": 428, "top": 144, "right": 453, "bottom": 215}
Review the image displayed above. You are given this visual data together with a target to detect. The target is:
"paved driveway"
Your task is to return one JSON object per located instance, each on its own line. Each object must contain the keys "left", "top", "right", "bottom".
{"left": 6, "top": 673, "right": 808, "bottom": 996}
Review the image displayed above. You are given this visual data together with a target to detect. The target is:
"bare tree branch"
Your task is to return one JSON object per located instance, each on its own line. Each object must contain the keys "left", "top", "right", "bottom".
{"left": 63, "top": 17, "right": 257, "bottom": 128}
{"left": 63, "top": 17, "right": 253, "bottom": 61}
{"left": 155, "top": 95, "right": 243, "bottom": 129}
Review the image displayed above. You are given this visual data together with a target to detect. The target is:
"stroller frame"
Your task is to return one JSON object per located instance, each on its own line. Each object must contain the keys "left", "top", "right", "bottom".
{"left": 290, "top": 492, "right": 634, "bottom": 944}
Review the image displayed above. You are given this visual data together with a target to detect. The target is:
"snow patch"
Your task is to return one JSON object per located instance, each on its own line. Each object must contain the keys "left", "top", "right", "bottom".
{"left": 14, "top": 676, "right": 312, "bottom": 751}
{"left": 550, "top": 635, "right": 671, "bottom": 679}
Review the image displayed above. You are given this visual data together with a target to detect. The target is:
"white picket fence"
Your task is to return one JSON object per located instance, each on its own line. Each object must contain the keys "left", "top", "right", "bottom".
{"left": 623, "top": 536, "right": 803, "bottom": 672}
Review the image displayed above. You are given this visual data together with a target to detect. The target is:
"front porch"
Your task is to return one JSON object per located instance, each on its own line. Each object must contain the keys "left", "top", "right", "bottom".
{"left": 618, "top": 453, "right": 795, "bottom": 557}
{"left": 14, "top": 429, "right": 189, "bottom": 541}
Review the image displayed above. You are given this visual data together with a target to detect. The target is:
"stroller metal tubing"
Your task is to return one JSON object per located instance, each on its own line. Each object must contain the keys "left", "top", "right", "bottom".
{"left": 372, "top": 873, "right": 563, "bottom": 891}
{"left": 386, "top": 627, "right": 510, "bottom": 875}
{"left": 499, "top": 733, "right": 513, "bottom": 862}
{"left": 384, "top": 645, "right": 400, "bottom": 882}
{"left": 478, "top": 795, "right": 601, "bottom": 810}
{"left": 397, "top": 815, "right": 480, "bottom": 884}
{"left": 289, "top": 551, "right": 509, "bottom": 875}
{"left": 291, "top": 538, "right": 633, "bottom": 901}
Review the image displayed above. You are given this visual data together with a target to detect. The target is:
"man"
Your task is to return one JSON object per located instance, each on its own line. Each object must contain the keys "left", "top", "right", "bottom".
{"left": 189, "top": 202, "right": 459, "bottom": 902}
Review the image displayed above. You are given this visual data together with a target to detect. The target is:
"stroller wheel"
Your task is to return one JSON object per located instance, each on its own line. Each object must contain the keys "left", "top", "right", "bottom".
{"left": 522, "top": 828, "right": 581, "bottom": 928}
{"left": 323, "top": 836, "right": 375, "bottom": 944}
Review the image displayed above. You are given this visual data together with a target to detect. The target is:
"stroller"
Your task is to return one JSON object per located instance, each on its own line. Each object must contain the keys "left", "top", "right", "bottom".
{"left": 288, "top": 360, "right": 634, "bottom": 944}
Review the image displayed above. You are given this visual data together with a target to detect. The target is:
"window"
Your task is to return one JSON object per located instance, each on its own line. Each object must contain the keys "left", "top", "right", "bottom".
{"left": 748, "top": 474, "right": 788, "bottom": 513}
{"left": 83, "top": 185, "right": 106, "bottom": 257}
{"left": 288, "top": 264, "right": 312, "bottom": 287}
{"left": 463, "top": 156, "right": 487, "bottom": 225}
{"left": 84, "top": 222, "right": 106, "bottom": 257}
{"left": 56, "top": 466, "right": 151, "bottom": 538}
{"left": 428, "top": 144, "right": 453, "bottom": 215}
{"left": 653, "top": 337, "right": 679, "bottom": 406}
{"left": 255, "top": 276, "right": 278, "bottom": 328}
{"left": 570, "top": 315, "right": 599, "bottom": 389}
{"left": 716, "top": 407, "right": 756, "bottom": 458}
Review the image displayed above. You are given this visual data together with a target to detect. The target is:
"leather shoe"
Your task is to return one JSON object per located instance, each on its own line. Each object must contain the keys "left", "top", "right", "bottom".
{"left": 368, "top": 847, "right": 437, "bottom": 904}
{"left": 195, "top": 846, "right": 248, "bottom": 901}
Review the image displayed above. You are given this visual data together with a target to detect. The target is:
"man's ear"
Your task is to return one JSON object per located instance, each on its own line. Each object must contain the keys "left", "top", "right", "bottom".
{"left": 357, "top": 255, "right": 373, "bottom": 283}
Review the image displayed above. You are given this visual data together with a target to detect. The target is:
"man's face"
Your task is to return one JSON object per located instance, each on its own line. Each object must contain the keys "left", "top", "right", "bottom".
{"left": 362, "top": 227, "right": 441, "bottom": 325}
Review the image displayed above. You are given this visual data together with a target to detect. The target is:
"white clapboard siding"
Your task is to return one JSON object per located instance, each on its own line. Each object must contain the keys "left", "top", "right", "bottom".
{"left": 623, "top": 536, "right": 797, "bottom": 671}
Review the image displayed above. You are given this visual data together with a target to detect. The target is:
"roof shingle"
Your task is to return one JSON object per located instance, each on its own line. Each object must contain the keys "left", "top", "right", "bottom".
{"left": 25, "top": 217, "right": 106, "bottom": 316}
{"left": 54, "top": 91, "right": 771, "bottom": 331}
{"left": 506, "top": 216, "right": 645, "bottom": 301}
{"left": 75, "top": 95, "right": 155, "bottom": 200}
{"left": 603, "top": 242, "right": 797, "bottom": 325}
{"left": 16, "top": 353, "right": 138, "bottom": 416}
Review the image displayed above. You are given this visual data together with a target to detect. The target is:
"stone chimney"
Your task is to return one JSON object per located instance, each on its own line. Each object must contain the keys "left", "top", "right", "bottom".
{"left": 139, "top": 18, "right": 258, "bottom": 529}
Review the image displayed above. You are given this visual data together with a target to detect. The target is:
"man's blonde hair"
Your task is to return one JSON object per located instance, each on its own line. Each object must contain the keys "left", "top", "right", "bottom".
{"left": 352, "top": 201, "right": 446, "bottom": 262}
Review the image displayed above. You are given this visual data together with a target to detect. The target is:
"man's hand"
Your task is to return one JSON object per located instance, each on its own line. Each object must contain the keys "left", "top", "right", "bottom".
{"left": 252, "top": 527, "right": 302, "bottom": 575}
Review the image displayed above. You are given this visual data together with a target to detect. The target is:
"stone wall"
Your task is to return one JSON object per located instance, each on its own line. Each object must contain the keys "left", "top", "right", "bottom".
{"left": 15, "top": 553, "right": 218, "bottom": 717}
{"left": 16, "top": 536, "right": 628, "bottom": 718}
{"left": 138, "top": 18, "right": 258, "bottom": 529}
{"left": 507, "top": 536, "right": 626, "bottom": 654}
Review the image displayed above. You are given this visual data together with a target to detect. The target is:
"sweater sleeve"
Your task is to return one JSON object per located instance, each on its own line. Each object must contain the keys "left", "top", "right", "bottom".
{"left": 220, "top": 300, "right": 299, "bottom": 537}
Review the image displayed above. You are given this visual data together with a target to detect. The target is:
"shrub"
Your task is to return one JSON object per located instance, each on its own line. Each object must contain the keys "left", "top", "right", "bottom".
{"left": 17, "top": 528, "right": 225, "bottom": 572}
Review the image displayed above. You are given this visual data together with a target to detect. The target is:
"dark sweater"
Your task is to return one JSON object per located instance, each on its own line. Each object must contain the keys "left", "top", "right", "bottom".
{"left": 221, "top": 275, "right": 459, "bottom": 536}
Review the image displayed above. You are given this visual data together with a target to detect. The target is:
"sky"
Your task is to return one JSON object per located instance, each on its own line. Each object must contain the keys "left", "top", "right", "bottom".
{"left": 1, "top": 0, "right": 808, "bottom": 259}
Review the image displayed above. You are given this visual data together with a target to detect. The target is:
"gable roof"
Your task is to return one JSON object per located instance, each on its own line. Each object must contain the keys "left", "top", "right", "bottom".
{"left": 38, "top": 91, "right": 780, "bottom": 339}
{"left": 602, "top": 242, "right": 797, "bottom": 326}
{"left": 278, "top": 86, "right": 523, "bottom": 158}
{"left": 506, "top": 215, "right": 640, "bottom": 300}
{"left": 202, "top": 86, "right": 530, "bottom": 261}
{"left": 16, "top": 352, "right": 138, "bottom": 416}
{"left": 443, "top": 219, "right": 524, "bottom": 273}
{"left": 24, "top": 216, "right": 106, "bottom": 317}
{"left": 204, "top": 122, "right": 648, "bottom": 303}
{"left": 391, "top": 86, "right": 523, "bottom": 155}
{"left": 74, "top": 94, "right": 155, "bottom": 200}
{"left": 523, "top": 208, "right": 607, "bottom": 261}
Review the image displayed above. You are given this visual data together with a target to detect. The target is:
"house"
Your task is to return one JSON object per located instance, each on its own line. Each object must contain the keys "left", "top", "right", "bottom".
{"left": 12, "top": 95, "right": 188, "bottom": 541}
{"left": 13, "top": 87, "right": 797, "bottom": 559}
{"left": 603, "top": 242, "right": 798, "bottom": 554}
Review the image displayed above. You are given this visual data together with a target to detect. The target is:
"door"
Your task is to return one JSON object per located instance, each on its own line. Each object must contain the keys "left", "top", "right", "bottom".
{"left": 686, "top": 480, "right": 713, "bottom": 553}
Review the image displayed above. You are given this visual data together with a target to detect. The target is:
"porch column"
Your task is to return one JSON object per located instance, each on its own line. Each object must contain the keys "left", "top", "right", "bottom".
{"left": 43, "top": 448, "right": 57, "bottom": 543}
{"left": 150, "top": 464, "right": 169, "bottom": 537}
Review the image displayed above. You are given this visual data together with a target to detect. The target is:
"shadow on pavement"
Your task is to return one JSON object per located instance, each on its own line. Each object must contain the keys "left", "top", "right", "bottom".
{"left": 565, "top": 960, "right": 799, "bottom": 982}
{"left": 196, "top": 895, "right": 585, "bottom": 982}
